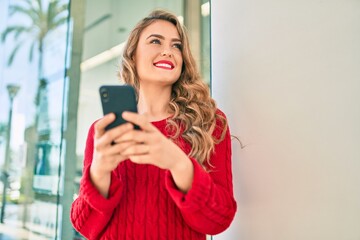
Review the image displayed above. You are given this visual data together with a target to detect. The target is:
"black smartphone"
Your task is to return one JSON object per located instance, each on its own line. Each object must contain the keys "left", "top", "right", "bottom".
{"left": 99, "top": 85, "right": 138, "bottom": 130}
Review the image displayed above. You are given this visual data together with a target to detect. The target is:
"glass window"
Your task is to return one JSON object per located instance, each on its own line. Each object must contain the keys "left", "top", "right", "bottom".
{"left": 0, "top": 0, "right": 70, "bottom": 238}
{"left": 0, "top": 0, "right": 210, "bottom": 239}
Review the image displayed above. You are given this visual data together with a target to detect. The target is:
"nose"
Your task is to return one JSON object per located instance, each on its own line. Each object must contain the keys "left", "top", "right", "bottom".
{"left": 161, "top": 49, "right": 172, "bottom": 57}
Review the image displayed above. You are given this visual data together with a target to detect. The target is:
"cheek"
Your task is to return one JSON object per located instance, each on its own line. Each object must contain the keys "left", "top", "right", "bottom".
{"left": 175, "top": 53, "right": 183, "bottom": 68}
{"left": 177, "top": 57, "right": 183, "bottom": 75}
{"left": 136, "top": 56, "right": 151, "bottom": 71}
{"left": 175, "top": 65, "right": 182, "bottom": 80}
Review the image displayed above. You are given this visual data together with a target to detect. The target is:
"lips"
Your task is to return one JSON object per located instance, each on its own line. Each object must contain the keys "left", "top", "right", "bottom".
{"left": 153, "top": 60, "right": 175, "bottom": 70}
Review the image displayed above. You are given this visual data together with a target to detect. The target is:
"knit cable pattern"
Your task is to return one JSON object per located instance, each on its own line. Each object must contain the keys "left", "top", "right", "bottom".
{"left": 70, "top": 110, "right": 236, "bottom": 240}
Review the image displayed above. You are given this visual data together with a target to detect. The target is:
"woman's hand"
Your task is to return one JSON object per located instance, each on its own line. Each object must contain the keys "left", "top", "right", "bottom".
{"left": 118, "top": 112, "right": 184, "bottom": 169}
{"left": 90, "top": 113, "right": 135, "bottom": 197}
{"left": 121, "top": 111, "right": 194, "bottom": 192}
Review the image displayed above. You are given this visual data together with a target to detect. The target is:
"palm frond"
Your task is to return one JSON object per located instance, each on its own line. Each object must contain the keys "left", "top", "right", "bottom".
{"left": 14, "top": 27, "right": 33, "bottom": 41}
{"left": 7, "top": 41, "right": 24, "bottom": 66}
{"left": 23, "top": 0, "right": 35, "bottom": 8}
{"left": 47, "top": 2, "right": 69, "bottom": 30}
{"left": 54, "top": 3, "right": 69, "bottom": 23}
{"left": 1, "top": 26, "right": 32, "bottom": 42}
{"left": 35, "top": 0, "right": 43, "bottom": 17}
{"left": 22, "top": 0, "right": 43, "bottom": 26}
{"left": 49, "top": 1, "right": 69, "bottom": 17}
{"left": 9, "top": 5, "right": 38, "bottom": 23}
{"left": 56, "top": 3, "right": 70, "bottom": 16}
{"left": 51, "top": 16, "right": 68, "bottom": 29}
{"left": 3, "top": 0, "right": 68, "bottom": 67}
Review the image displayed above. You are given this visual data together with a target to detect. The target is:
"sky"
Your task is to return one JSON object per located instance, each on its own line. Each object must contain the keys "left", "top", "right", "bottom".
{"left": 0, "top": 0, "right": 69, "bottom": 154}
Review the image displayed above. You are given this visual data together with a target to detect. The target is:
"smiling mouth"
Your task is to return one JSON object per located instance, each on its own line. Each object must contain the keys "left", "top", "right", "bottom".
{"left": 153, "top": 61, "right": 174, "bottom": 70}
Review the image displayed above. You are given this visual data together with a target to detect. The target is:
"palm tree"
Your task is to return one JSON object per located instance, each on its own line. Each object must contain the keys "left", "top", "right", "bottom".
{"left": 1, "top": 0, "right": 69, "bottom": 228}
{"left": 1, "top": 0, "right": 68, "bottom": 131}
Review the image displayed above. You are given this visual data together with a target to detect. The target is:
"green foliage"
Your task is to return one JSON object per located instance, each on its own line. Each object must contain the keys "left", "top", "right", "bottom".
{"left": 0, "top": 123, "right": 7, "bottom": 138}
{"left": 1, "top": 0, "right": 69, "bottom": 66}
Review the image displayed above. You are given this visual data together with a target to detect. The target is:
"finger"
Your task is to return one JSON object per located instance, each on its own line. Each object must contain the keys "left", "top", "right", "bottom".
{"left": 106, "top": 123, "right": 134, "bottom": 142}
{"left": 115, "top": 129, "right": 150, "bottom": 144}
{"left": 96, "top": 123, "right": 134, "bottom": 148}
{"left": 107, "top": 141, "right": 136, "bottom": 156}
{"left": 94, "top": 113, "right": 116, "bottom": 139}
{"left": 122, "top": 111, "right": 156, "bottom": 132}
{"left": 122, "top": 143, "right": 150, "bottom": 156}
{"left": 129, "top": 155, "right": 151, "bottom": 165}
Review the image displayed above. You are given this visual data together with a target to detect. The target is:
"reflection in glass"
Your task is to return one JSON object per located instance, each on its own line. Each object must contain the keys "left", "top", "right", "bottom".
{"left": 0, "top": 0, "right": 70, "bottom": 238}
{"left": 0, "top": 0, "right": 210, "bottom": 239}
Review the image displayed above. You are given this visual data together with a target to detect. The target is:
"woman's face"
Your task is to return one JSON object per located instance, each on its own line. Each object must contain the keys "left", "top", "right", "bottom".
{"left": 134, "top": 20, "right": 183, "bottom": 87}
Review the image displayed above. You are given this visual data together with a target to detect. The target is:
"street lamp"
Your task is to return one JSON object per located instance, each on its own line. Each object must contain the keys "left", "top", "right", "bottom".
{"left": 1, "top": 84, "right": 20, "bottom": 223}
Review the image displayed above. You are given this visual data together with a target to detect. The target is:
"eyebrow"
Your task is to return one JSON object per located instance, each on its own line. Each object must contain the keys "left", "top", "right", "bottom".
{"left": 146, "top": 34, "right": 181, "bottom": 42}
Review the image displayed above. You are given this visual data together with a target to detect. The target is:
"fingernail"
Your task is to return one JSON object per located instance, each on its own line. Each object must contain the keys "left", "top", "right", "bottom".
{"left": 106, "top": 113, "right": 115, "bottom": 118}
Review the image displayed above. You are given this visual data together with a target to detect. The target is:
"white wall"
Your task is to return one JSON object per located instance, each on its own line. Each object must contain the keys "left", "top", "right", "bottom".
{"left": 211, "top": 1, "right": 360, "bottom": 240}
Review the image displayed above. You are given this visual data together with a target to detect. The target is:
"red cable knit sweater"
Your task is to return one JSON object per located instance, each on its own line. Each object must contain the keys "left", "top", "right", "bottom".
{"left": 70, "top": 110, "right": 237, "bottom": 240}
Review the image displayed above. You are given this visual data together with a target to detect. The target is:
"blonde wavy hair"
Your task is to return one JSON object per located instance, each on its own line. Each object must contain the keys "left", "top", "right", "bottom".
{"left": 119, "top": 9, "right": 227, "bottom": 167}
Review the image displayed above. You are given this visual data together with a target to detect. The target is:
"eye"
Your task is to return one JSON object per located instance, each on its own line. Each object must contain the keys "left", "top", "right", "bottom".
{"left": 150, "top": 39, "right": 161, "bottom": 44}
{"left": 173, "top": 43, "right": 182, "bottom": 50}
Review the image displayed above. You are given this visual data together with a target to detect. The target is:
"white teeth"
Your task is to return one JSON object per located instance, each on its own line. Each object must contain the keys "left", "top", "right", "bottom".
{"left": 155, "top": 63, "right": 172, "bottom": 69}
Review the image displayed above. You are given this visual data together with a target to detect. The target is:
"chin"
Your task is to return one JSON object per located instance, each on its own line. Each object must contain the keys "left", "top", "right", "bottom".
{"left": 145, "top": 78, "right": 178, "bottom": 85}
{"left": 158, "top": 80, "right": 178, "bottom": 86}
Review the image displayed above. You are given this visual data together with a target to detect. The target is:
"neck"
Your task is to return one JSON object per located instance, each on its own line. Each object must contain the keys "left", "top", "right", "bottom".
{"left": 137, "top": 84, "right": 172, "bottom": 122}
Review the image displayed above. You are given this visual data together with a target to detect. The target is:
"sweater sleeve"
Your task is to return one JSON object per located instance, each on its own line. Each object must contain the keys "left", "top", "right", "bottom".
{"left": 164, "top": 111, "right": 237, "bottom": 235}
{"left": 70, "top": 121, "right": 124, "bottom": 239}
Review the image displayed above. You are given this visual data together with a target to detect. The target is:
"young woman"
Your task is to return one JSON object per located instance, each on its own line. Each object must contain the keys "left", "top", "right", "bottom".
{"left": 71, "top": 9, "right": 237, "bottom": 240}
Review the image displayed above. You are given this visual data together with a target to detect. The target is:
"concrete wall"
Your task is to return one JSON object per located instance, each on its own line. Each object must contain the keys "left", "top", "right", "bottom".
{"left": 211, "top": 1, "right": 360, "bottom": 239}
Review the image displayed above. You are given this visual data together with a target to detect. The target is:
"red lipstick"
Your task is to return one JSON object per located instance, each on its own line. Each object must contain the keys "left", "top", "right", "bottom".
{"left": 153, "top": 60, "right": 175, "bottom": 69}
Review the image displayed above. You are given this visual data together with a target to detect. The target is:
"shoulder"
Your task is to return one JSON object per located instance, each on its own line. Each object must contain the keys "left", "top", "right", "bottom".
{"left": 213, "top": 108, "right": 229, "bottom": 138}
{"left": 215, "top": 108, "right": 228, "bottom": 127}
{"left": 215, "top": 108, "right": 227, "bottom": 119}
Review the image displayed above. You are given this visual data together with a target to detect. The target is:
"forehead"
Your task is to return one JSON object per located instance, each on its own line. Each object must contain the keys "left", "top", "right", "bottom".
{"left": 140, "top": 20, "right": 180, "bottom": 40}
